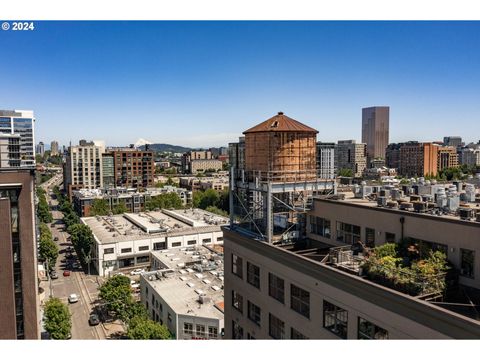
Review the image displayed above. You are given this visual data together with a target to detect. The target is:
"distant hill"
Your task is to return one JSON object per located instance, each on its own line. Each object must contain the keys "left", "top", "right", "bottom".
{"left": 139, "top": 143, "right": 192, "bottom": 153}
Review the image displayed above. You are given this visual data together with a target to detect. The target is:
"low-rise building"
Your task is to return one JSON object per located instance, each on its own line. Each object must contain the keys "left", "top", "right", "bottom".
{"left": 82, "top": 208, "right": 228, "bottom": 276}
{"left": 72, "top": 186, "right": 192, "bottom": 217}
{"left": 140, "top": 245, "right": 225, "bottom": 339}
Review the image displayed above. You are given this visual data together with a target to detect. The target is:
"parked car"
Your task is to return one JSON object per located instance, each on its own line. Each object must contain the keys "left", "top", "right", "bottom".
{"left": 50, "top": 270, "right": 58, "bottom": 279}
{"left": 68, "top": 294, "right": 79, "bottom": 303}
{"left": 130, "top": 268, "right": 146, "bottom": 276}
{"left": 63, "top": 270, "right": 71, "bottom": 277}
{"left": 88, "top": 313, "right": 100, "bottom": 326}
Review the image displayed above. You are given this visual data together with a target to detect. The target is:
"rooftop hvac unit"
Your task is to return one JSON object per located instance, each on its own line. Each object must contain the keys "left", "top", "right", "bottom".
{"left": 459, "top": 208, "right": 475, "bottom": 220}
{"left": 386, "top": 201, "right": 398, "bottom": 209}
{"left": 377, "top": 197, "right": 387, "bottom": 207}
{"left": 410, "top": 194, "right": 421, "bottom": 202}
{"left": 400, "top": 202, "right": 413, "bottom": 211}
{"left": 198, "top": 294, "right": 211, "bottom": 304}
{"left": 413, "top": 201, "right": 427, "bottom": 213}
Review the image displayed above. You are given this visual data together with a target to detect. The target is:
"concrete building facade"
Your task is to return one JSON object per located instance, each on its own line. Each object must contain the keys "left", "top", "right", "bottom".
{"left": 0, "top": 134, "right": 21, "bottom": 168}
{"left": 64, "top": 140, "right": 105, "bottom": 199}
{"left": 36, "top": 142, "right": 45, "bottom": 157}
{"left": 0, "top": 169, "right": 40, "bottom": 339}
{"left": 437, "top": 146, "right": 459, "bottom": 172}
{"left": 336, "top": 140, "right": 367, "bottom": 177}
{"left": 0, "top": 110, "right": 36, "bottom": 168}
{"left": 50, "top": 141, "right": 59, "bottom": 156}
{"left": 316, "top": 142, "right": 336, "bottom": 179}
{"left": 362, "top": 106, "right": 390, "bottom": 163}
{"left": 112, "top": 148, "right": 154, "bottom": 189}
{"left": 398, "top": 142, "right": 438, "bottom": 177}
{"left": 140, "top": 246, "right": 225, "bottom": 339}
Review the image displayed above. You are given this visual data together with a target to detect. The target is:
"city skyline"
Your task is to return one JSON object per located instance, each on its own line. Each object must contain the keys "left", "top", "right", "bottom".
{"left": 2, "top": 21, "right": 480, "bottom": 147}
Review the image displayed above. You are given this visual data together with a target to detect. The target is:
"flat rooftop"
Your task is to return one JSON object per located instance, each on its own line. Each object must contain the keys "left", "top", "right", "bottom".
{"left": 82, "top": 209, "right": 228, "bottom": 244}
{"left": 142, "top": 245, "right": 224, "bottom": 319}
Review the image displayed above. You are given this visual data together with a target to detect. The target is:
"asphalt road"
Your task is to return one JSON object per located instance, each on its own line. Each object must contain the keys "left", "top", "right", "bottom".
{"left": 44, "top": 181, "right": 106, "bottom": 340}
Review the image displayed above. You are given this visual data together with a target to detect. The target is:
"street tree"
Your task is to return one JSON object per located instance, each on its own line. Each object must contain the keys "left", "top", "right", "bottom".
{"left": 98, "top": 275, "right": 134, "bottom": 321}
{"left": 44, "top": 297, "right": 72, "bottom": 340}
{"left": 127, "top": 316, "right": 172, "bottom": 340}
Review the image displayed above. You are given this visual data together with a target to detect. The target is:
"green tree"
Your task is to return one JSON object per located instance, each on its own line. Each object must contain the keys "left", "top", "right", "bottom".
{"left": 89, "top": 198, "right": 110, "bottom": 216}
{"left": 69, "top": 224, "right": 94, "bottom": 263}
{"left": 338, "top": 168, "right": 354, "bottom": 177}
{"left": 39, "top": 234, "right": 59, "bottom": 270}
{"left": 127, "top": 316, "right": 172, "bottom": 340}
{"left": 98, "top": 275, "right": 134, "bottom": 322}
{"left": 44, "top": 297, "right": 72, "bottom": 340}
{"left": 199, "top": 189, "right": 220, "bottom": 209}
{"left": 145, "top": 192, "right": 183, "bottom": 211}
{"left": 112, "top": 201, "right": 129, "bottom": 214}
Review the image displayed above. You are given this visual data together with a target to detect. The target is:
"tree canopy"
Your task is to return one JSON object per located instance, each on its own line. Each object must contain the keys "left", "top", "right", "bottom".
{"left": 44, "top": 297, "right": 72, "bottom": 340}
{"left": 127, "top": 316, "right": 172, "bottom": 340}
{"left": 89, "top": 198, "right": 110, "bottom": 216}
{"left": 39, "top": 223, "right": 58, "bottom": 270}
{"left": 145, "top": 192, "right": 183, "bottom": 211}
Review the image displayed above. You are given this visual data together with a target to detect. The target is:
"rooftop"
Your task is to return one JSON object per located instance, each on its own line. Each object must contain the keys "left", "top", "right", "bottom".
{"left": 82, "top": 208, "right": 228, "bottom": 244}
{"left": 243, "top": 112, "right": 318, "bottom": 134}
{"left": 142, "top": 245, "right": 224, "bottom": 319}
{"left": 325, "top": 181, "right": 480, "bottom": 224}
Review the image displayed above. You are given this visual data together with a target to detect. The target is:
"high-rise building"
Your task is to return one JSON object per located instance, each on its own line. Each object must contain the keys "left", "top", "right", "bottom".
{"left": 0, "top": 169, "right": 40, "bottom": 339}
{"left": 102, "top": 153, "right": 115, "bottom": 188}
{"left": 398, "top": 142, "right": 438, "bottom": 177}
{"left": 385, "top": 143, "right": 405, "bottom": 169}
{"left": 316, "top": 142, "right": 336, "bottom": 179}
{"left": 228, "top": 137, "right": 245, "bottom": 173}
{"left": 35, "top": 142, "right": 45, "bottom": 157}
{"left": 362, "top": 106, "right": 389, "bottom": 163}
{"left": 336, "top": 140, "right": 367, "bottom": 177}
{"left": 460, "top": 145, "right": 480, "bottom": 166}
{"left": 437, "top": 146, "right": 459, "bottom": 172}
{"left": 64, "top": 140, "right": 105, "bottom": 199}
{"left": 182, "top": 150, "right": 213, "bottom": 173}
{"left": 112, "top": 148, "right": 154, "bottom": 189}
{"left": 50, "top": 141, "right": 59, "bottom": 156}
{"left": 0, "top": 134, "right": 21, "bottom": 168}
{"left": 443, "top": 136, "right": 463, "bottom": 148}
{"left": 0, "top": 110, "right": 36, "bottom": 167}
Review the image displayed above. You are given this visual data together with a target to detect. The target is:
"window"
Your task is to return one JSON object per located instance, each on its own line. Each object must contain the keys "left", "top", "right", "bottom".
{"left": 269, "top": 313, "right": 285, "bottom": 339}
{"left": 461, "top": 249, "right": 475, "bottom": 278}
{"left": 136, "top": 255, "right": 149, "bottom": 263}
{"left": 232, "top": 320, "right": 243, "bottom": 339}
{"left": 247, "top": 301, "right": 261, "bottom": 326}
{"left": 171, "top": 242, "right": 181, "bottom": 247}
{"left": 358, "top": 317, "right": 389, "bottom": 339}
{"left": 365, "top": 228, "right": 375, "bottom": 248}
{"left": 336, "top": 222, "right": 361, "bottom": 244}
{"left": 184, "top": 323, "right": 193, "bottom": 335}
{"left": 247, "top": 262, "right": 260, "bottom": 289}
{"left": 104, "top": 248, "right": 114, "bottom": 254}
{"left": 121, "top": 248, "right": 132, "bottom": 253}
{"left": 310, "top": 216, "right": 331, "bottom": 238}
{"left": 291, "top": 328, "right": 309, "bottom": 339}
{"left": 153, "top": 242, "right": 165, "bottom": 250}
{"left": 138, "top": 245, "right": 149, "bottom": 251}
{"left": 232, "top": 290, "right": 243, "bottom": 313}
{"left": 291, "top": 284, "right": 310, "bottom": 319}
{"left": 202, "top": 238, "right": 211, "bottom": 244}
{"left": 187, "top": 240, "right": 197, "bottom": 245}
{"left": 232, "top": 254, "right": 243, "bottom": 278}
{"left": 323, "top": 300, "right": 348, "bottom": 339}
{"left": 269, "top": 273, "right": 285, "bottom": 304}
{"left": 386, "top": 232, "right": 396, "bottom": 243}
{"left": 196, "top": 324, "right": 206, "bottom": 337}
{"left": 208, "top": 326, "right": 218, "bottom": 338}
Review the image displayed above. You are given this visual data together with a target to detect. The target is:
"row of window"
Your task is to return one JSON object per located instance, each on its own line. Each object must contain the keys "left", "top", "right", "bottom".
{"left": 232, "top": 255, "right": 310, "bottom": 318}
{"left": 104, "top": 238, "right": 214, "bottom": 255}
{"left": 232, "top": 300, "right": 388, "bottom": 340}
{"left": 183, "top": 323, "right": 218, "bottom": 338}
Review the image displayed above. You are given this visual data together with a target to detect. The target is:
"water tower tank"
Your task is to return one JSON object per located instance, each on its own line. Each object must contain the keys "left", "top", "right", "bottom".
{"left": 243, "top": 112, "right": 318, "bottom": 181}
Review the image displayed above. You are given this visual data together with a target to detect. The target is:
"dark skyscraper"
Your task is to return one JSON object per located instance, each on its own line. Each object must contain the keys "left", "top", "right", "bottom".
{"left": 362, "top": 106, "right": 390, "bottom": 164}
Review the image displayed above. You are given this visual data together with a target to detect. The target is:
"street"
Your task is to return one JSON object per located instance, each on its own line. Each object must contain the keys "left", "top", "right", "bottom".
{"left": 41, "top": 175, "right": 107, "bottom": 340}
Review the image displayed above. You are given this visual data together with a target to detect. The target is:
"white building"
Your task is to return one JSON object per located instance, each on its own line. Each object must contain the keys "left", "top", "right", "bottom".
{"left": 64, "top": 139, "right": 105, "bottom": 197}
{"left": 0, "top": 109, "right": 36, "bottom": 167}
{"left": 82, "top": 208, "right": 228, "bottom": 276}
{"left": 140, "top": 245, "right": 225, "bottom": 339}
{"left": 316, "top": 142, "right": 336, "bottom": 179}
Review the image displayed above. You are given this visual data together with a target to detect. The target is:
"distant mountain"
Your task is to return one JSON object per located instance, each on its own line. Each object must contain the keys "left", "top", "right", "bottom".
{"left": 139, "top": 143, "right": 192, "bottom": 153}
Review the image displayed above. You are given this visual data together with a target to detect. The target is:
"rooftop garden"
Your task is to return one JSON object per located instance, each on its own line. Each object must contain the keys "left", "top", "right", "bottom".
{"left": 361, "top": 240, "right": 450, "bottom": 297}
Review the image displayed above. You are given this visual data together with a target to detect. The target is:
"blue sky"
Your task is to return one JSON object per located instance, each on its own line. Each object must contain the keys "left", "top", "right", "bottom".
{"left": 1, "top": 21, "right": 480, "bottom": 148}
